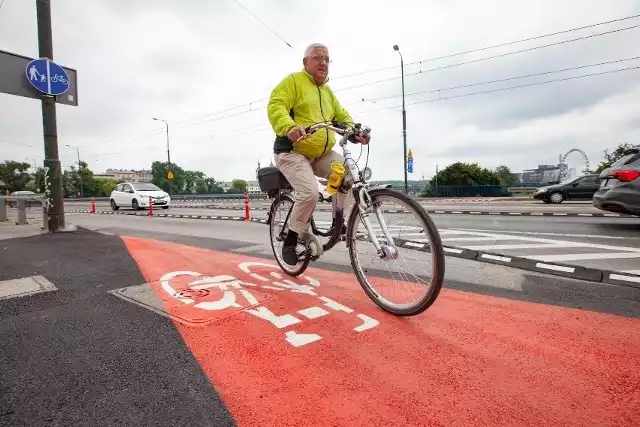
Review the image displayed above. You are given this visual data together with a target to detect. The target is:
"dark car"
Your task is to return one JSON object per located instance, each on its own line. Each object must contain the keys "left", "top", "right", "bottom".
{"left": 532, "top": 174, "right": 600, "bottom": 204}
{"left": 592, "top": 147, "right": 640, "bottom": 216}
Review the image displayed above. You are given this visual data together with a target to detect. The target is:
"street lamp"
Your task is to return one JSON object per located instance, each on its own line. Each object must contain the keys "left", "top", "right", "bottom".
{"left": 393, "top": 44, "right": 408, "bottom": 194}
{"left": 65, "top": 144, "right": 84, "bottom": 198}
{"left": 153, "top": 117, "right": 171, "bottom": 194}
{"left": 25, "top": 157, "right": 37, "bottom": 175}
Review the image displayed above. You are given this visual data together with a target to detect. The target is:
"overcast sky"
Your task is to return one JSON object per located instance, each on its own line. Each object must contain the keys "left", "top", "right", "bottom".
{"left": 1, "top": 0, "right": 639, "bottom": 182}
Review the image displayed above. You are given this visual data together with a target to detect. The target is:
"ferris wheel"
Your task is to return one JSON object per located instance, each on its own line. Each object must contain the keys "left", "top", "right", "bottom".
{"left": 558, "top": 148, "right": 590, "bottom": 181}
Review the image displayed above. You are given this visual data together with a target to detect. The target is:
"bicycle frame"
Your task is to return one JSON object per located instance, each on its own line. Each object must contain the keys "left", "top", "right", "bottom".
{"left": 271, "top": 122, "right": 400, "bottom": 260}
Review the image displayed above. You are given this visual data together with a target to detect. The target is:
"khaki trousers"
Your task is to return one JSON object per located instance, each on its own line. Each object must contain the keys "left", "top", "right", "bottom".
{"left": 275, "top": 151, "right": 355, "bottom": 235}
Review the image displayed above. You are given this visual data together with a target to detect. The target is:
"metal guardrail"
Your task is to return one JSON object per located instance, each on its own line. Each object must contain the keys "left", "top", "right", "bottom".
{"left": 60, "top": 193, "right": 271, "bottom": 202}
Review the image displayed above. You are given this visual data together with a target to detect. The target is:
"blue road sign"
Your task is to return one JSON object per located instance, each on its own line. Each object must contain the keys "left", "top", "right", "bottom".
{"left": 407, "top": 157, "right": 414, "bottom": 173}
{"left": 25, "top": 58, "right": 70, "bottom": 96}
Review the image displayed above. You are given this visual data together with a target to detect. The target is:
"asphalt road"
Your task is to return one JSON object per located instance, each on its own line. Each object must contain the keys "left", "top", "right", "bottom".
{"left": 59, "top": 213, "right": 640, "bottom": 316}
{"left": 3, "top": 215, "right": 639, "bottom": 426}
{"left": 65, "top": 205, "right": 640, "bottom": 275}
{"left": 0, "top": 228, "right": 235, "bottom": 427}
{"left": 65, "top": 199, "right": 609, "bottom": 214}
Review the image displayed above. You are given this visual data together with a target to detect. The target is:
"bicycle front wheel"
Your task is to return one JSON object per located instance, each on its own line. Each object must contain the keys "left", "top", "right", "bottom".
{"left": 346, "top": 188, "right": 445, "bottom": 316}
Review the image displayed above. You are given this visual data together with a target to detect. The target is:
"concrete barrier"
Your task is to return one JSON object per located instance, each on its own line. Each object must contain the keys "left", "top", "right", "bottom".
{"left": 0, "top": 197, "right": 7, "bottom": 222}
{"left": 0, "top": 196, "right": 35, "bottom": 225}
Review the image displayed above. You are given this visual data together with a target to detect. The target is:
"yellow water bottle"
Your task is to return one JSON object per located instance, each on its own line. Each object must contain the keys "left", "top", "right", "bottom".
{"left": 326, "top": 163, "right": 345, "bottom": 195}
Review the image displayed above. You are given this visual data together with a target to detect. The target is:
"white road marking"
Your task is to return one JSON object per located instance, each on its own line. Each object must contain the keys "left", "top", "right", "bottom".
{"left": 465, "top": 243, "right": 586, "bottom": 251}
{"left": 535, "top": 263, "right": 575, "bottom": 273}
{"left": 480, "top": 254, "right": 512, "bottom": 263}
{"left": 442, "top": 236, "right": 509, "bottom": 242}
{"left": 622, "top": 270, "right": 640, "bottom": 275}
{"left": 609, "top": 274, "right": 640, "bottom": 284}
{"left": 298, "top": 306, "right": 329, "bottom": 319}
{"left": 441, "top": 230, "right": 640, "bottom": 253}
{"left": 530, "top": 252, "right": 640, "bottom": 262}
{"left": 451, "top": 227, "right": 640, "bottom": 241}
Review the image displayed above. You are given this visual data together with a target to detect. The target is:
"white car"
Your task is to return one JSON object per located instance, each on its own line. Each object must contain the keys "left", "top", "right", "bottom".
{"left": 317, "top": 178, "right": 331, "bottom": 202}
{"left": 110, "top": 182, "right": 171, "bottom": 210}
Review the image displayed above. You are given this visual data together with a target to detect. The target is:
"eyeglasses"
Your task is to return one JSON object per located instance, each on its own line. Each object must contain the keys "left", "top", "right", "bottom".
{"left": 310, "top": 55, "right": 331, "bottom": 64}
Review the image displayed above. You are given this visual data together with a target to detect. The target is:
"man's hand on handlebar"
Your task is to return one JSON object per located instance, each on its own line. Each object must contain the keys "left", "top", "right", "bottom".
{"left": 292, "top": 122, "right": 371, "bottom": 144}
{"left": 354, "top": 133, "right": 370, "bottom": 145}
{"left": 288, "top": 125, "right": 307, "bottom": 143}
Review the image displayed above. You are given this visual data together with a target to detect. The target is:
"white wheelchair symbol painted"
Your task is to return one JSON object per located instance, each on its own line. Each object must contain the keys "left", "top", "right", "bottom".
{"left": 159, "top": 262, "right": 379, "bottom": 348}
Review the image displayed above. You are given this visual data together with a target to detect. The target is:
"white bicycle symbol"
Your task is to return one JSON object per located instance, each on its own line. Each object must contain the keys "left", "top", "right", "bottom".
{"left": 159, "top": 262, "right": 379, "bottom": 348}
{"left": 50, "top": 74, "right": 68, "bottom": 84}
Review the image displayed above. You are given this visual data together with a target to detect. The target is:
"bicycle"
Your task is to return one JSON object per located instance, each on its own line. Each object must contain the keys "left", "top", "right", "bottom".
{"left": 258, "top": 121, "right": 445, "bottom": 316}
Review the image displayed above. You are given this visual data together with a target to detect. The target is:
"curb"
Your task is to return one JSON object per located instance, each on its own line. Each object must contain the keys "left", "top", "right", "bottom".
{"left": 63, "top": 209, "right": 640, "bottom": 289}
{"left": 389, "top": 237, "right": 640, "bottom": 290}
{"left": 141, "top": 205, "right": 629, "bottom": 217}
{"left": 65, "top": 209, "right": 247, "bottom": 221}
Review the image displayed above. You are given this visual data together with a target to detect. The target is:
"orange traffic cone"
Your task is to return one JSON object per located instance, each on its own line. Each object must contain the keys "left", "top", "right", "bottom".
{"left": 244, "top": 191, "right": 250, "bottom": 221}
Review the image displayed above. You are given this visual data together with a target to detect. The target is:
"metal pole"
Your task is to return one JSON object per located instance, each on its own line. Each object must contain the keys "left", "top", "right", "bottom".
{"left": 76, "top": 147, "right": 83, "bottom": 198}
{"left": 37, "top": 0, "right": 65, "bottom": 232}
{"left": 393, "top": 45, "right": 408, "bottom": 194}
{"left": 153, "top": 117, "right": 171, "bottom": 195}
{"left": 166, "top": 121, "right": 171, "bottom": 195}
{"left": 66, "top": 144, "right": 83, "bottom": 198}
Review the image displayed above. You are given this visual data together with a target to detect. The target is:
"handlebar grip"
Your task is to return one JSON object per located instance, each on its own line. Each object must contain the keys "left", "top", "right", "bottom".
{"left": 303, "top": 126, "right": 312, "bottom": 134}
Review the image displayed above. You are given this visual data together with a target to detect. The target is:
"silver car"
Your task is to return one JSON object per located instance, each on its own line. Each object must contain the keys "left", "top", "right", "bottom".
{"left": 592, "top": 147, "right": 640, "bottom": 216}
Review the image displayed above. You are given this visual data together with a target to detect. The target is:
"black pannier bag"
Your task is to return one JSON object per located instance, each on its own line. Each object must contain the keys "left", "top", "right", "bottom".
{"left": 257, "top": 166, "right": 292, "bottom": 198}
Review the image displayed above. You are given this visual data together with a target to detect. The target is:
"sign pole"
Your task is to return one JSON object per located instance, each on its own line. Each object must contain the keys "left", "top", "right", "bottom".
{"left": 166, "top": 121, "right": 172, "bottom": 196}
{"left": 36, "top": 0, "right": 65, "bottom": 231}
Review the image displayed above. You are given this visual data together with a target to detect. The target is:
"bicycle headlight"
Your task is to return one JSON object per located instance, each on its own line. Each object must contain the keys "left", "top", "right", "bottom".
{"left": 361, "top": 167, "right": 372, "bottom": 181}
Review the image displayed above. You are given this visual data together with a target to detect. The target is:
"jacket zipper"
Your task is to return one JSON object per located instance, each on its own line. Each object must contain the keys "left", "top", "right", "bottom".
{"left": 317, "top": 85, "right": 329, "bottom": 157}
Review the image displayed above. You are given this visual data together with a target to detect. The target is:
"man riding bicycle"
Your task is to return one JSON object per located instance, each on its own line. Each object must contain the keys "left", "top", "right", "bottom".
{"left": 267, "top": 43, "right": 371, "bottom": 265}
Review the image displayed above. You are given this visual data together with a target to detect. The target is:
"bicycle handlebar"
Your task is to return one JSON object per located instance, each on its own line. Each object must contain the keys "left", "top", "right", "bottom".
{"left": 302, "top": 121, "right": 371, "bottom": 139}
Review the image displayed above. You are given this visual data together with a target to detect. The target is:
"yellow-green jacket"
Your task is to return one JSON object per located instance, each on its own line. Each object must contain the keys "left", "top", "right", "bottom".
{"left": 267, "top": 70, "right": 353, "bottom": 160}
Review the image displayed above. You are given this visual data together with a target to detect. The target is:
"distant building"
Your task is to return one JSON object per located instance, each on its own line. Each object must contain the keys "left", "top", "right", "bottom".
{"left": 520, "top": 164, "right": 569, "bottom": 184}
{"left": 97, "top": 169, "right": 153, "bottom": 182}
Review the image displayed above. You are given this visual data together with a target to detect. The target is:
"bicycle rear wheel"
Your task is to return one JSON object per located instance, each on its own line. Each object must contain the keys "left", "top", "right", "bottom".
{"left": 346, "top": 188, "right": 445, "bottom": 316}
{"left": 268, "top": 192, "right": 310, "bottom": 276}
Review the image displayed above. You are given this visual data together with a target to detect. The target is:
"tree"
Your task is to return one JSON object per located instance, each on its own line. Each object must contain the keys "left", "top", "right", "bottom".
{"left": 231, "top": 179, "right": 248, "bottom": 191}
{"left": 495, "top": 165, "right": 516, "bottom": 186}
{"left": 587, "top": 143, "right": 639, "bottom": 174}
{"left": 430, "top": 162, "right": 501, "bottom": 187}
{"left": 99, "top": 179, "right": 119, "bottom": 196}
{"left": 183, "top": 170, "right": 205, "bottom": 193}
{"left": 204, "top": 177, "right": 224, "bottom": 194}
{"left": 25, "top": 167, "right": 46, "bottom": 193}
{"left": 151, "top": 161, "right": 185, "bottom": 193}
{"left": 0, "top": 161, "right": 32, "bottom": 193}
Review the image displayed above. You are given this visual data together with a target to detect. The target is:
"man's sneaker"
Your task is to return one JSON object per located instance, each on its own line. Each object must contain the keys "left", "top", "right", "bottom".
{"left": 281, "top": 244, "right": 298, "bottom": 265}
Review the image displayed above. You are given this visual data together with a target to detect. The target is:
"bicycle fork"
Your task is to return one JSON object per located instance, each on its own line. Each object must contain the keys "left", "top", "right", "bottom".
{"left": 356, "top": 187, "right": 399, "bottom": 260}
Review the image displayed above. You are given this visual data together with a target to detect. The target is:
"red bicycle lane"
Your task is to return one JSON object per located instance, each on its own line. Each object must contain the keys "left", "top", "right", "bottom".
{"left": 121, "top": 235, "right": 640, "bottom": 427}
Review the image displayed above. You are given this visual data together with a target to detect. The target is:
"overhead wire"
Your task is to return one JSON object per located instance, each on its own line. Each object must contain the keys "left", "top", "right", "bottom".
{"left": 353, "top": 65, "right": 640, "bottom": 115}
{"left": 94, "top": 60, "right": 640, "bottom": 157}
{"left": 331, "top": 13, "right": 640, "bottom": 80}
{"left": 230, "top": 0, "right": 293, "bottom": 48}
{"left": 333, "top": 24, "right": 640, "bottom": 93}
{"left": 77, "top": 13, "right": 640, "bottom": 148}
{"left": 175, "top": 20, "right": 640, "bottom": 129}
{"left": 168, "top": 13, "right": 640, "bottom": 128}
{"left": 1, "top": 140, "right": 34, "bottom": 148}
{"left": 348, "top": 55, "right": 640, "bottom": 106}
{"left": 78, "top": 128, "right": 165, "bottom": 150}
